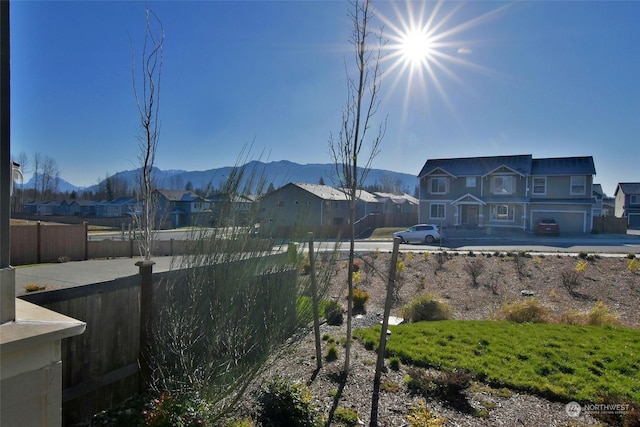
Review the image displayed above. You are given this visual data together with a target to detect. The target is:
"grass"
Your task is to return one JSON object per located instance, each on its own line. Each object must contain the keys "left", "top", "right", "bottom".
{"left": 356, "top": 320, "right": 640, "bottom": 404}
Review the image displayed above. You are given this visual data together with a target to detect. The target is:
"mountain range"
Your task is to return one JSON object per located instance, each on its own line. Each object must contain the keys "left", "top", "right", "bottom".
{"left": 24, "top": 160, "right": 420, "bottom": 195}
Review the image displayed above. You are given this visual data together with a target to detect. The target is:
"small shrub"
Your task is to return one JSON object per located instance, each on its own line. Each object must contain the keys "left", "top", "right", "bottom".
{"left": 405, "top": 252, "right": 414, "bottom": 262}
{"left": 462, "top": 257, "right": 485, "bottom": 288}
{"left": 626, "top": 253, "right": 637, "bottom": 260}
{"left": 587, "top": 301, "right": 620, "bottom": 326}
{"left": 24, "top": 284, "right": 46, "bottom": 293}
{"left": 352, "top": 288, "right": 369, "bottom": 312}
{"left": 406, "top": 367, "right": 474, "bottom": 406}
{"left": 558, "top": 309, "right": 587, "bottom": 325}
{"left": 435, "top": 252, "right": 448, "bottom": 271}
{"left": 578, "top": 251, "right": 589, "bottom": 260}
{"left": 258, "top": 377, "right": 323, "bottom": 427}
{"left": 389, "top": 356, "right": 401, "bottom": 371}
{"left": 396, "top": 259, "right": 405, "bottom": 273}
{"left": 381, "top": 380, "right": 401, "bottom": 393}
{"left": 402, "top": 294, "right": 452, "bottom": 322}
{"left": 560, "top": 268, "right": 582, "bottom": 295}
{"left": 325, "top": 343, "right": 339, "bottom": 362}
{"left": 352, "top": 261, "right": 361, "bottom": 272}
{"left": 423, "top": 252, "right": 431, "bottom": 261}
{"left": 334, "top": 407, "right": 359, "bottom": 426}
{"left": 324, "top": 300, "right": 343, "bottom": 326}
{"left": 143, "top": 391, "right": 211, "bottom": 427}
{"left": 512, "top": 253, "right": 528, "bottom": 280}
{"left": 406, "top": 399, "right": 446, "bottom": 427}
{"left": 575, "top": 259, "right": 589, "bottom": 273}
{"left": 352, "top": 270, "right": 361, "bottom": 285}
{"left": 498, "top": 298, "right": 549, "bottom": 323}
{"left": 627, "top": 257, "right": 640, "bottom": 274}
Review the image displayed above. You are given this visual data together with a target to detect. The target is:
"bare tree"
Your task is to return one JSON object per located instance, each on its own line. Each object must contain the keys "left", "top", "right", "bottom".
{"left": 40, "top": 155, "right": 60, "bottom": 199}
{"left": 132, "top": 6, "right": 164, "bottom": 260}
{"left": 32, "top": 152, "right": 41, "bottom": 200}
{"left": 329, "top": 0, "right": 386, "bottom": 374}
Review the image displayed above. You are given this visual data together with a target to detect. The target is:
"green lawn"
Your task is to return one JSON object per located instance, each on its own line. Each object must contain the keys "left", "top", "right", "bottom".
{"left": 356, "top": 320, "right": 640, "bottom": 404}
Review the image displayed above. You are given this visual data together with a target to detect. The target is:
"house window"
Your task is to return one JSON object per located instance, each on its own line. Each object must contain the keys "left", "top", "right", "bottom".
{"left": 532, "top": 177, "right": 547, "bottom": 195}
{"left": 570, "top": 176, "right": 586, "bottom": 195}
{"left": 490, "top": 204, "right": 514, "bottom": 221}
{"left": 430, "top": 203, "right": 445, "bottom": 219}
{"left": 277, "top": 200, "right": 285, "bottom": 208}
{"left": 492, "top": 176, "right": 513, "bottom": 194}
{"left": 429, "top": 177, "right": 447, "bottom": 194}
{"left": 466, "top": 177, "right": 476, "bottom": 187}
{"left": 631, "top": 195, "right": 640, "bottom": 205}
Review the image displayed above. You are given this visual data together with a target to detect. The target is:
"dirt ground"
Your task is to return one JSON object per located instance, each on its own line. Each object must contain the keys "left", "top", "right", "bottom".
{"left": 241, "top": 250, "right": 640, "bottom": 426}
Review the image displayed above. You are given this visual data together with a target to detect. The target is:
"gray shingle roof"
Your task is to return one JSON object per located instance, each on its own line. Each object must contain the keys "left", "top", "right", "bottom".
{"left": 616, "top": 183, "right": 640, "bottom": 195}
{"left": 418, "top": 155, "right": 532, "bottom": 178}
{"left": 531, "top": 157, "right": 596, "bottom": 175}
{"left": 418, "top": 154, "right": 596, "bottom": 178}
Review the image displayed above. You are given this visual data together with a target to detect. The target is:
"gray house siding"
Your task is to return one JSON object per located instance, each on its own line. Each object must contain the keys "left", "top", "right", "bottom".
{"left": 615, "top": 183, "right": 640, "bottom": 228}
{"left": 418, "top": 155, "right": 596, "bottom": 233}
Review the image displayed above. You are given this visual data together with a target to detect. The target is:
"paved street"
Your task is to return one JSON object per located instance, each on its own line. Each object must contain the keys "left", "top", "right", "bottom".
{"left": 15, "top": 228, "right": 640, "bottom": 296}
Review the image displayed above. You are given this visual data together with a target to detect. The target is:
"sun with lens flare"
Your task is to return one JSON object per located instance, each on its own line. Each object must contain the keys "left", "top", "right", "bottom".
{"left": 400, "top": 29, "right": 434, "bottom": 66}
{"left": 376, "top": 1, "right": 509, "bottom": 113}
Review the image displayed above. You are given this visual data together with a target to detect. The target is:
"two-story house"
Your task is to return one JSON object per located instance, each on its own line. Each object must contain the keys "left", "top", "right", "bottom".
{"left": 418, "top": 154, "right": 596, "bottom": 233}
{"left": 614, "top": 183, "right": 640, "bottom": 228}
{"left": 153, "top": 189, "right": 213, "bottom": 228}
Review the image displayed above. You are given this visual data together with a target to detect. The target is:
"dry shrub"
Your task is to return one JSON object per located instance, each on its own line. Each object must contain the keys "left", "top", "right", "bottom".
{"left": 559, "top": 302, "right": 620, "bottom": 326}
{"left": 402, "top": 293, "right": 452, "bottom": 322}
{"left": 462, "top": 257, "right": 485, "bottom": 288}
{"left": 497, "top": 298, "right": 549, "bottom": 323}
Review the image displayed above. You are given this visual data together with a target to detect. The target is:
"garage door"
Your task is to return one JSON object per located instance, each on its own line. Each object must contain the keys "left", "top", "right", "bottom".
{"left": 531, "top": 211, "right": 586, "bottom": 233}
{"left": 629, "top": 213, "right": 640, "bottom": 228}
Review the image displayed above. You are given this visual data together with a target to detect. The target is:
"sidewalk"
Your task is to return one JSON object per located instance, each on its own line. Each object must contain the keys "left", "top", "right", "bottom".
{"left": 15, "top": 256, "right": 175, "bottom": 296}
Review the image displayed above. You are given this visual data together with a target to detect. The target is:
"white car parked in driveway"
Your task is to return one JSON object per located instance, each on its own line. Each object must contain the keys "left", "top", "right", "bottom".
{"left": 393, "top": 224, "right": 444, "bottom": 244}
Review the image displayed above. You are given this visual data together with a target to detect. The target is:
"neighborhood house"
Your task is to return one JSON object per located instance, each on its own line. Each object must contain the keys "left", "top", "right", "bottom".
{"left": 614, "top": 183, "right": 640, "bottom": 228}
{"left": 418, "top": 154, "right": 597, "bottom": 233}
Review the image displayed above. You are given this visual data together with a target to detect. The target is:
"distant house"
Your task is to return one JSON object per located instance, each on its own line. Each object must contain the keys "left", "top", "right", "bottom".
{"left": 153, "top": 189, "right": 212, "bottom": 228}
{"left": 94, "top": 197, "right": 137, "bottom": 217}
{"left": 372, "top": 192, "right": 418, "bottom": 226}
{"left": 592, "top": 184, "right": 604, "bottom": 217}
{"left": 602, "top": 196, "right": 615, "bottom": 217}
{"left": 257, "top": 182, "right": 383, "bottom": 233}
{"left": 417, "top": 154, "right": 596, "bottom": 233}
{"left": 614, "top": 183, "right": 640, "bottom": 228}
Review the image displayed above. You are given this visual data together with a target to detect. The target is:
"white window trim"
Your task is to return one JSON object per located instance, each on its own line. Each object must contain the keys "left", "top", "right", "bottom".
{"left": 429, "top": 177, "right": 448, "bottom": 194}
{"left": 570, "top": 176, "right": 586, "bottom": 195}
{"left": 492, "top": 175, "right": 514, "bottom": 195}
{"left": 490, "top": 204, "right": 515, "bottom": 222}
{"left": 430, "top": 203, "right": 446, "bottom": 219}
{"left": 532, "top": 177, "right": 547, "bottom": 195}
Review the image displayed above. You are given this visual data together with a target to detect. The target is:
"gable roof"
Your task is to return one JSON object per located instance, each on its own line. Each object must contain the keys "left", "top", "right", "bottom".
{"left": 291, "top": 183, "right": 350, "bottom": 201}
{"left": 281, "top": 183, "right": 378, "bottom": 203}
{"left": 615, "top": 183, "right": 640, "bottom": 196}
{"left": 531, "top": 157, "right": 596, "bottom": 175}
{"left": 373, "top": 192, "right": 418, "bottom": 205}
{"left": 418, "top": 155, "right": 532, "bottom": 178}
{"left": 155, "top": 189, "right": 204, "bottom": 202}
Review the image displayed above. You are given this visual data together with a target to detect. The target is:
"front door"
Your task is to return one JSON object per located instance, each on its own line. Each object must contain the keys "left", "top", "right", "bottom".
{"left": 462, "top": 205, "right": 478, "bottom": 226}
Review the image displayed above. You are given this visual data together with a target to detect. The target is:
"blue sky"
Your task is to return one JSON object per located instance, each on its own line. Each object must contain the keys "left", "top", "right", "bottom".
{"left": 10, "top": 1, "right": 640, "bottom": 195}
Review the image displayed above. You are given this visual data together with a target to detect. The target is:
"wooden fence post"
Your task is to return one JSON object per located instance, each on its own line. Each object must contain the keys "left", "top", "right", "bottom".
{"left": 36, "top": 220, "right": 41, "bottom": 264}
{"left": 136, "top": 259, "right": 155, "bottom": 391}
{"left": 83, "top": 221, "right": 88, "bottom": 260}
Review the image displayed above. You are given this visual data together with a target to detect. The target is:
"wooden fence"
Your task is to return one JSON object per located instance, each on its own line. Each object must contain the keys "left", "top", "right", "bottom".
{"left": 19, "top": 254, "right": 293, "bottom": 426}
{"left": 9, "top": 223, "right": 273, "bottom": 266}
{"left": 592, "top": 216, "right": 628, "bottom": 234}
